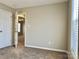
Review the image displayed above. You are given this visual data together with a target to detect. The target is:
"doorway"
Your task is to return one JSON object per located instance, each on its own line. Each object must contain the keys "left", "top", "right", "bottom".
{"left": 13, "top": 12, "right": 26, "bottom": 48}
{"left": 17, "top": 16, "right": 25, "bottom": 48}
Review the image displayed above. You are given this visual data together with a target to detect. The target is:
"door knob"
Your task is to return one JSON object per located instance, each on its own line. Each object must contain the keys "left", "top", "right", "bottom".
{"left": 0, "top": 30, "right": 2, "bottom": 32}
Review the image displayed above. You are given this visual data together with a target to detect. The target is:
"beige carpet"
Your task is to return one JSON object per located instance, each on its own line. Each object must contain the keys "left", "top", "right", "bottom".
{"left": 0, "top": 47, "right": 68, "bottom": 59}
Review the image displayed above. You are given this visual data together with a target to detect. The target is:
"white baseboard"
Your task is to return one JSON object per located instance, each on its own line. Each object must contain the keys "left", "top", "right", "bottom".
{"left": 26, "top": 45, "right": 68, "bottom": 54}
{"left": 67, "top": 52, "right": 73, "bottom": 59}
{"left": 66, "top": 51, "right": 78, "bottom": 59}
{"left": 70, "top": 51, "right": 77, "bottom": 59}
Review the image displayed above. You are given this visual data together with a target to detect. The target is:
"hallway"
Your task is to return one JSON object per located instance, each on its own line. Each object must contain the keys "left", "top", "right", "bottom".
{"left": 18, "top": 35, "right": 24, "bottom": 48}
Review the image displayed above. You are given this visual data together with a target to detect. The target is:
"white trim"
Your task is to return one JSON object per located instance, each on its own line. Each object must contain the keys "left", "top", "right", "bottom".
{"left": 14, "top": 12, "right": 18, "bottom": 48}
{"left": 24, "top": 12, "right": 28, "bottom": 47}
{"left": 71, "top": 51, "right": 77, "bottom": 59}
{"left": 67, "top": 52, "right": 73, "bottom": 59}
{"left": 24, "top": 15, "right": 26, "bottom": 47}
{"left": 67, "top": 51, "right": 78, "bottom": 59}
{"left": 26, "top": 45, "right": 68, "bottom": 54}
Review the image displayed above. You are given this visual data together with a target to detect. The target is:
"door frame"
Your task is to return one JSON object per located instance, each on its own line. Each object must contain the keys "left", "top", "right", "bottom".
{"left": 14, "top": 12, "right": 18, "bottom": 48}
{"left": 14, "top": 12, "right": 27, "bottom": 48}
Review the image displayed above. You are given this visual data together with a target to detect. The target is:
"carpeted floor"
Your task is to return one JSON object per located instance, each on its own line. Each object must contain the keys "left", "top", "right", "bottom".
{"left": 0, "top": 47, "right": 68, "bottom": 59}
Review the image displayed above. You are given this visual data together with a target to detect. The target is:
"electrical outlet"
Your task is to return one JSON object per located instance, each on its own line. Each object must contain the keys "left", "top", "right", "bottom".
{"left": 48, "top": 41, "right": 51, "bottom": 45}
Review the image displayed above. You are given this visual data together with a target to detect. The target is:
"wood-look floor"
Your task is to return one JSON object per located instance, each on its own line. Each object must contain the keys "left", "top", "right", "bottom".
{"left": 0, "top": 47, "right": 68, "bottom": 59}
{"left": 18, "top": 35, "right": 24, "bottom": 48}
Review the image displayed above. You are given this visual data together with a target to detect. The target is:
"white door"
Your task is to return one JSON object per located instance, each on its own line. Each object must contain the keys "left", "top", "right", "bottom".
{"left": 0, "top": 9, "right": 12, "bottom": 48}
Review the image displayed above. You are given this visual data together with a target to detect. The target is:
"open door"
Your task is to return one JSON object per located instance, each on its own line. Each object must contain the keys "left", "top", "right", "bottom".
{"left": 0, "top": 9, "right": 12, "bottom": 48}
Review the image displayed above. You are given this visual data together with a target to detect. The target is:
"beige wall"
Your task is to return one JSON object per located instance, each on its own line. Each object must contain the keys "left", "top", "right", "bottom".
{"left": 25, "top": 2, "right": 68, "bottom": 50}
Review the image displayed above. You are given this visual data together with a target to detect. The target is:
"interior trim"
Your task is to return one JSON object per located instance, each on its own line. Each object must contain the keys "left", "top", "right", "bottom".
{"left": 26, "top": 45, "right": 68, "bottom": 53}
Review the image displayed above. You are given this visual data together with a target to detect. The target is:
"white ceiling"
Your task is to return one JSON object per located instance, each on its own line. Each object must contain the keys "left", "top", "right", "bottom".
{"left": 0, "top": 0, "right": 68, "bottom": 8}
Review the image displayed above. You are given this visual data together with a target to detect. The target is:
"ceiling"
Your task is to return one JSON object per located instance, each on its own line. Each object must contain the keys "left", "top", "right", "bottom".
{"left": 0, "top": 0, "right": 68, "bottom": 8}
